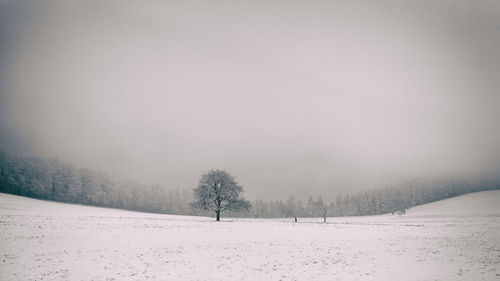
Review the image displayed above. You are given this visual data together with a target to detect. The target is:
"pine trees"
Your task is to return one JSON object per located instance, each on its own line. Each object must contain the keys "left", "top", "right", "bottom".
{"left": 1, "top": 150, "right": 499, "bottom": 218}
{"left": 0, "top": 152, "right": 188, "bottom": 215}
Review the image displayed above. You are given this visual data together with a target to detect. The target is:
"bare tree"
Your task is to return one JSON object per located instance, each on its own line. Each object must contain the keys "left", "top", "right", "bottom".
{"left": 191, "top": 169, "right": 251, "bottom": 221}
{"left": 316, "top": 196, "right": 329, "bottom": 223}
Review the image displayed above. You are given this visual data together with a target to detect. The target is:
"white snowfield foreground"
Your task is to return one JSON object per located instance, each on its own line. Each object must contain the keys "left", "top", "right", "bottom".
{"left": 1, "top": 191, "right": 499, "bottom": 281}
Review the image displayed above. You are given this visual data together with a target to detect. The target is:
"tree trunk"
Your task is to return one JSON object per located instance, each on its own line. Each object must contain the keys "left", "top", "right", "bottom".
{"left": 216, "top": 210, "right": 220, "bottom": 221}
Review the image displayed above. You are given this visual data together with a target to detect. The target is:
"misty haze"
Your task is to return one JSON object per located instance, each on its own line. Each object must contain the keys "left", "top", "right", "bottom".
{"left": 0, "top": 0, "right": 499, "bottom": 280}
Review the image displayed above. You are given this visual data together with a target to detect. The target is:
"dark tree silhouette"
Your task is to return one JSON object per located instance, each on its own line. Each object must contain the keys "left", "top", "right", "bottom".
{"left": 191, "top": 169, "right": 251, "bottom": 221}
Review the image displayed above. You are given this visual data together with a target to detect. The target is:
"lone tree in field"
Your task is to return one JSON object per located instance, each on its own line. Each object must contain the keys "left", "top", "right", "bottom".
{"left": 191, "top": 169, "right": 251, "bottom": 221}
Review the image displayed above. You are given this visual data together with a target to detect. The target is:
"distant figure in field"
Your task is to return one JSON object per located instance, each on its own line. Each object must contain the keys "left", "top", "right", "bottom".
{"left": 294, "top": 217, "right": 297, "bottom": 223}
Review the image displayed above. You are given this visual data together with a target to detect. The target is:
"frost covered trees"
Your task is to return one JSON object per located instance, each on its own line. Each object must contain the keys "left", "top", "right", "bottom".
{"left": 2, "top": 150, "right": 500, "bottom": 218}
{"left": 0, "top": 151, "right": 191, "bottom": 215}
{"left": 315, "top": 197, "right": 328, "bottom": 223}
{"left": 191, "top": 169, "right": 251, "bottom": 221}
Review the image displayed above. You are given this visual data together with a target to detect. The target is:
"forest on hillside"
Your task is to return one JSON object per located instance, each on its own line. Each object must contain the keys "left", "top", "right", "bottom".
{"left": 1, "top": 151, "right": 499, "bottom": 218}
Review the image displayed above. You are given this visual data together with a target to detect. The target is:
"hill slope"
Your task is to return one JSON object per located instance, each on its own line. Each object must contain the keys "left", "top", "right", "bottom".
{"left": 1, "top": 192, "right": 499, "bottom": 281}
{"left": 405, "top": 190, "right": 500, "bottom": 217}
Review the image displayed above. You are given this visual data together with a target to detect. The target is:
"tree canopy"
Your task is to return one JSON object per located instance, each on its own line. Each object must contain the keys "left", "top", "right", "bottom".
{"left": 191, "top": 169, "right": 251, "bottom": 221}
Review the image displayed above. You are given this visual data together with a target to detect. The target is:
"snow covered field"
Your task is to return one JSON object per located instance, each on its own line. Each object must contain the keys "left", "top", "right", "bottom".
{"left": 1, "top": 191, "right": 499, "bottom": 281}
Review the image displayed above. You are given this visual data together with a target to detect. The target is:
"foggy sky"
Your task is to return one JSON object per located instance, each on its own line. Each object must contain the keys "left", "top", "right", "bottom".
{"left": 1, "top": 0, "right": 499, "bottom": 200}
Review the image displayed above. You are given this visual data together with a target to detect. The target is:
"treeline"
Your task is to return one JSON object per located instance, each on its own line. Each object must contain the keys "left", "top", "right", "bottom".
{"left": 0, "top": 151, "right": 192, "bottom": 214}
{"left": 1, "top": 151, "right": 499, "bottom": 218}
{"left": 231, "top": 177, "right": 500, "bottom": 218}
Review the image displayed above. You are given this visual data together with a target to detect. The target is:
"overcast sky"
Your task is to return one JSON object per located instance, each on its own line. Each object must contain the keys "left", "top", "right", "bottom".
{"left": 1, "top": 0, "right": 499, "bottom": 200}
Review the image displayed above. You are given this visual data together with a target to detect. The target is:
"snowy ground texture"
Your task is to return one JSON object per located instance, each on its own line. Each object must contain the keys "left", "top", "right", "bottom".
{"left": 1, "top": 191, "right": 500, "bottom": 281}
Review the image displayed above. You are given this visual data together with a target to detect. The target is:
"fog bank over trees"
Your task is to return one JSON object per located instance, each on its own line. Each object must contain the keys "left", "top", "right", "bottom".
{"left": 1, "top": 0, "right": 499, "bottom": 200}
{"left": 1, "top": 152, "right": 498, "bottom": 218}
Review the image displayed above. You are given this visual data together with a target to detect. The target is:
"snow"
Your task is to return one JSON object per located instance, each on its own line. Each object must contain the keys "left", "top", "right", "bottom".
{"left": 1, "top": 191, "right": 499, "bottom": 280}
{"left": 405, "top": 190, "right": 500, "bottom": 217}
